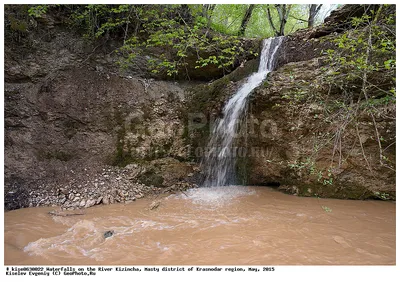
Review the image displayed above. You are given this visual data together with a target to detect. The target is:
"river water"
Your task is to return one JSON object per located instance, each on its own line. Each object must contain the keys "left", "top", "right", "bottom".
{"left": 4, "top": 186, "right": 395, "bottom": 265}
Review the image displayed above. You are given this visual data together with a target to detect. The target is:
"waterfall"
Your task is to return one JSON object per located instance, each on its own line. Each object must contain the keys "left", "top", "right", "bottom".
{"left": 202, "top": 37, "right": 283, "bottom": 187}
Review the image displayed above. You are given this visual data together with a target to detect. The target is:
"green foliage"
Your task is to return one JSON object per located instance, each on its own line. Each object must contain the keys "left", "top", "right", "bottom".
{"left": 71, "top": 4, "right": 126, "bottom": 39}
{"left": 210, "top": 4, "right": 311, "bottom": 37}
{"left": 321, "top": 206, "right": 332, "bottom": 212}
{"left": 7, "top": 4, "right": 332, "bottom": 45}
{"left": 28, "top": 5, "right": 48, "bottom": 18}
{"left": 324, "top": 11, "right": 395, "bottom": 101}
{"left": 9, "top": 15, "right": 28, "bottom": 33}
{"left": 287, "top": 158, "right": 335, "bottom": 185}
{"left": 374, "top": 191, "right": 390, "bottom": 200}
{"left": 71, "top": 5, "right": 248, "bottom": 77}
{"left": 322, "top": 169, "right": 334, "bottom": 186}
{"left": 67, "top": 4, "right": 331, "bottom": 76}
{"left": 195, "top": 36, "right": 243, "bottom": 70}
{"left": 210, "top": 5, "right": 248, "bottom": 35}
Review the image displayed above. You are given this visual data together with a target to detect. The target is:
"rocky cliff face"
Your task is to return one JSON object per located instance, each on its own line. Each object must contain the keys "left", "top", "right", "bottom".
{"left": 4, "top": 11, "right": 202, "bottom": 210}
{"left": 245, "top": 58, "right": 395, "bottom": 199}
{"left": 5, "top": 65, "right": 197, "bottom": 210}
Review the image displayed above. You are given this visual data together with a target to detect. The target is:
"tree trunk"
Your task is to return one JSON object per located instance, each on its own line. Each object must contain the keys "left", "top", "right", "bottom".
{"left": 308, "top": 4, "right": 323, "bottom": 28}
{"left": 266, "top": 4, "right": 292, "bottom": 36}
{"left": 238, "top": 4, "right": 255, "bottom": 36}
{"left": 277, "top": 4, "right": 291, "bottom": 36}
{"left": 266, "top": 6, "right": 279, "bottom": 36}
{"left": 202, "top": 4, "right": 216, "bottom": 28}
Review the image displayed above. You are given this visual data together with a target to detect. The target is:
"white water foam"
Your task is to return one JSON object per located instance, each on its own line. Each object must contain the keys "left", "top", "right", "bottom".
{"left": 172, "top": 185, "right": 256, "bottom": 207}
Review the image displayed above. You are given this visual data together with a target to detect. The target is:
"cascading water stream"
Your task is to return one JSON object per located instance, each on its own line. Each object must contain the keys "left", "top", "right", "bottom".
{"left": 202, "top": 37, "right": 283, "bottom": 187}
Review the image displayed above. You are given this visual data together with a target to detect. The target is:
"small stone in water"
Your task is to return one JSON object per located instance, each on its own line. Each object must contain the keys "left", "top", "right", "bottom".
{"left": 150, "top": 200, "right": 161, "bottom": 210}
{"left": 104, "top": 230, "right": 114, "bottom": 238}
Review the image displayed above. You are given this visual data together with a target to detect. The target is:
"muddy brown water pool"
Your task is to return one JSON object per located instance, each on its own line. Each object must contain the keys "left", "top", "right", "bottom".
{"left": 4, "top": 186, "right": 395, "bottom": 265}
